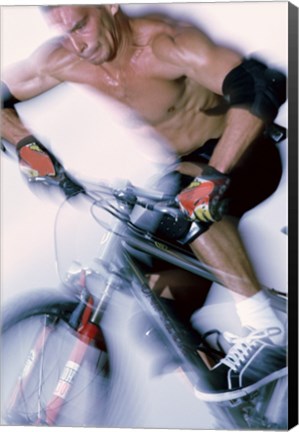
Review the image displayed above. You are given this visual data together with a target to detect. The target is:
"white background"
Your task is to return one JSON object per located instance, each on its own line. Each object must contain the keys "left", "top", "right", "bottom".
{"left": 0, "top": 1, "right": 296, "bottom": 431}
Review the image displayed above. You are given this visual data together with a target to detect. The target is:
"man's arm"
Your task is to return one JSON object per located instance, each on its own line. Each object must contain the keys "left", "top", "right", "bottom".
{"left": 153, "top": 26, "right": 285, "bottom": 223}
{"left": 153, "top": 27, "right": 286, "bottom": 174}
{"left": 209, "top": 108, "right": 264, "bottom": 173}
{"left": 1, "top": 39, "right": 63, "bottom": 146}
{"left": 1, "top": 108, "right": 32, "bottom": 146}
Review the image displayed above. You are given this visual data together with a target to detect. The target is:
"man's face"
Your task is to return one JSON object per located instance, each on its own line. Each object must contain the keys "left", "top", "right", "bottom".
{"left": 47, "top": 6, "right": 120, "bottom": 65}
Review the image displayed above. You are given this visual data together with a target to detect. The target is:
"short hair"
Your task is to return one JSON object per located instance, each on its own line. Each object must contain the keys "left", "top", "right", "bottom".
{"left": 39, "top": 5, "right": 60, "bottom": 13}
{"left": 39, "top": 5, "right": 106, "bottom": 13}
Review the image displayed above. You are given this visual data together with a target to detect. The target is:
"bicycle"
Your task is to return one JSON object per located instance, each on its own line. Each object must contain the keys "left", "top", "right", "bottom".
{"left": 1, "top": 157, "right": 288, "bottom": 428}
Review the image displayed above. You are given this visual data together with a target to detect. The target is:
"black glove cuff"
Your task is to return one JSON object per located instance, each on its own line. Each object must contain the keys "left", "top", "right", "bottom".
{"left": 17, "top": 135, "right": 45, "bottom": 152}
{"left": 202, "top": 165, "right": 230, "bottom": 180}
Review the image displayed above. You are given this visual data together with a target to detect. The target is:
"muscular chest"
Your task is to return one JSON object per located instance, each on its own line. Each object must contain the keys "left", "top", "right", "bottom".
{"left": 109, "top": 73, "right": 185, "bottom": 123}
{"left": 57, "top": 53, "right": 185, "bottom": 124}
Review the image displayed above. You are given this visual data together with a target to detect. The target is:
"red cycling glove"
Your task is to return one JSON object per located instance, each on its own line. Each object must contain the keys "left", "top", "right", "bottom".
{"left": 177, "top": 166, "right": 230, "bottom": 223}
{"left": 17, "top": 136, "right": 57, "bottom": 178}
{"left": 16, "top": 135, "right": 83, "bottom": 198}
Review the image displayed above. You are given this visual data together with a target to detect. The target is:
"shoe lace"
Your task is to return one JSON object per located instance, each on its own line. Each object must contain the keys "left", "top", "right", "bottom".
{"left": 218, "top": 327, "right": 281, "bottom": 372}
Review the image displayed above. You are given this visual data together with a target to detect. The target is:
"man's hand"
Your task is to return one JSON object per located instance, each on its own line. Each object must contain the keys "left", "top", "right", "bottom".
{"left": 177, "top": 166, "right": 230, "bottom": 223}
{"left": 17, "top": 135, "right": 83, "bottom": 198}
{"left": 17, "top": 136, "right": 57, "bottom": 178}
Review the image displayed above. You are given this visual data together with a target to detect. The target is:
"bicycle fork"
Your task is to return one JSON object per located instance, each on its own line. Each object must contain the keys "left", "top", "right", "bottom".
{"left": 40, "top": 270, "right": 107, "bottom": 426}
{"left": 41, "top": 314, "right": 100, "bottom": 425}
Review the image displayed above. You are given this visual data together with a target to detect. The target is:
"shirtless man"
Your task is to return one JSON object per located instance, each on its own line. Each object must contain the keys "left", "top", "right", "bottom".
{"left": 1, "top": 5, "right": 287, "bottom": 400}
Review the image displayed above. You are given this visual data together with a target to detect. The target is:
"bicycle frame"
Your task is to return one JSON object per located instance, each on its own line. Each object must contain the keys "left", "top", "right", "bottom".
{"left": 2, "top": 180, "right": 288, "bottom": 426}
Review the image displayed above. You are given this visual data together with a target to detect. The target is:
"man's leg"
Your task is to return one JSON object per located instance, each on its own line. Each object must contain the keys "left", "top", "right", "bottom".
{"left": 190, "top": 216, "right": 285, "bottom": 340}
{"left": 178, "top": 139, "right": 284, "bottom": 324}
{"left": 189, "top": 215, "right": 286, "bottom": 399}
{"left": 190, "top": 216, "right": 260, "bottom": 298}
{"left": 176, "top": 141, "right": 286, "bottom": 396}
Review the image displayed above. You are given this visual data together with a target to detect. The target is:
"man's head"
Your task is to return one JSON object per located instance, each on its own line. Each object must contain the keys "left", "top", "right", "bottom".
{"left": 41, "top": 5, "right": 122, "bottom": 65}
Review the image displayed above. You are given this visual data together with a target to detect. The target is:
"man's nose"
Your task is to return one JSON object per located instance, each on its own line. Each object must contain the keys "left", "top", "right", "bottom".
{"left": 70, "top": 35, "right": 87, "bottom": 54}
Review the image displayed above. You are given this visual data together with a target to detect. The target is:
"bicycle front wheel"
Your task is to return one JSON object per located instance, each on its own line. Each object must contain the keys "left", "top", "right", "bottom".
{"left": 1, "top": 289, "right": 110, "bottom": 427}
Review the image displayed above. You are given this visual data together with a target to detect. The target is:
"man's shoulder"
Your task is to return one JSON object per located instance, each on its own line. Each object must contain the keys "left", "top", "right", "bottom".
{"left": 31, "top": 37, "right": 76, "bottom": 75}
{"left": 132, "top": 14, "right": 188, "bottom": 46}
{"left": 148, "top": 18, "right": 208, "bottom": 64}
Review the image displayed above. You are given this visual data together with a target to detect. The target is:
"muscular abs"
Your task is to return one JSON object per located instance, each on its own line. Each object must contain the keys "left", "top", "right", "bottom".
{"left": 47, "top": 43, "right": 226, "bottom": 156}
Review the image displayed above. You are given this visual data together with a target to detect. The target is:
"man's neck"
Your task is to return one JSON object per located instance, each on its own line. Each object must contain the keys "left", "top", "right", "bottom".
{"left": 112, "top": 11, "right": 134, "bottom": 61}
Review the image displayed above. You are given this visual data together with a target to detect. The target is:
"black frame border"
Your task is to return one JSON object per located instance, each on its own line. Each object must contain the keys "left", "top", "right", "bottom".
{"left": 288, "top": 2, "right": 299, "bottom": 429}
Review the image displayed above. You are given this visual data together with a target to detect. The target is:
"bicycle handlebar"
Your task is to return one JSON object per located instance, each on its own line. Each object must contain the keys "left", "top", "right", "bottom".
{"left": 28, "top": 172, "right": 184, "bottom": 220}
{"left": 97, "top": 186, "right": 185, "bottom": 225}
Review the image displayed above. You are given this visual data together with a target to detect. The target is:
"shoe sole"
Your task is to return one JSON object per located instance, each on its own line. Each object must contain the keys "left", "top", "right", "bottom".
{"left": 194, "top": 367, "right": 287, "bottom": 402}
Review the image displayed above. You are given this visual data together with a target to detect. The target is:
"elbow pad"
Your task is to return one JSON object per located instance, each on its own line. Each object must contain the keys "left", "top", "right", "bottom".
{"left": 1, "top": 81, "right": 21, "bottom": 109}
{"left": 222, "top": 58, "right": 286, "bottom": 123}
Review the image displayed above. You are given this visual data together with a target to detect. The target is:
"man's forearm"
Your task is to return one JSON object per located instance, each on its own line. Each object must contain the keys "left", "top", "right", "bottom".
{"left": 210, "top": 57, "right": 286, "bottom": 174}
{"left": 1, "top": 108, "right": 31, "bottom": 146}
{"left": 208, "top": 108, "right": 264, "bottom": 174}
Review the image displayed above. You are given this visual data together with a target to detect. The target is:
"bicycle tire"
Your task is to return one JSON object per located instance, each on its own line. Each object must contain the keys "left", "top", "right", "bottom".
{"left": 1, "top": 289, "right": 110, "bottom": 427}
